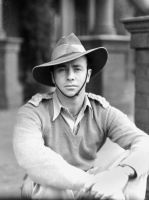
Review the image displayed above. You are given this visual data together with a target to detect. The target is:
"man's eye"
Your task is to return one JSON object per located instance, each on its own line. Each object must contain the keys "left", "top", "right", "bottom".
{"left": 55, "top": 64, "right": 66, "bottom": 72}
{"left": 57, "top": 68, "right": 65, "bottom": 72}
{"left": 75, "top": 68, "right": 81, "bottom": 71}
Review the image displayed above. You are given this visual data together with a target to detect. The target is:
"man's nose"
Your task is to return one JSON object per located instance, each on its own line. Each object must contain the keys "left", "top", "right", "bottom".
{"left": 67, "top": 67, "right": 75, "bottom": 80}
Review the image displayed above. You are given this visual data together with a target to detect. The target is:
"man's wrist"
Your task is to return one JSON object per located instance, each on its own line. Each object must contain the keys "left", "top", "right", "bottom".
{"left": 118, "top": 164, "right": 137, "bottom": 179}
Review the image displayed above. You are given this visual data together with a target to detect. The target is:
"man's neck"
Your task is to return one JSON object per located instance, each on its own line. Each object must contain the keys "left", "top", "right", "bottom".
{"left": 56, "top": 89, "right": 85, "bottom": 117}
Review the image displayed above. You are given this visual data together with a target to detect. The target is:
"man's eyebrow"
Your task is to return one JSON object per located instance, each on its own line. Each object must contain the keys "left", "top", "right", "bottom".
{"left": 73, "top": 64, "right": 83, "bottom": 67}
{"left": 56, "top": 64, "right": 67, "bottom": 69}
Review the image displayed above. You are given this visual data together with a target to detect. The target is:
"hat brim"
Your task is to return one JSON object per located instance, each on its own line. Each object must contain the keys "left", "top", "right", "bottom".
{"left": 32, "top": 47, "right": 108, "bottom": 86}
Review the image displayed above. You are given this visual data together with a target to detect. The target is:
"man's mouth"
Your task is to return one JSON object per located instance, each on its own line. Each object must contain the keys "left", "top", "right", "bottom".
{"left": 65, "top": 85, "right": 77, "bottom": 88}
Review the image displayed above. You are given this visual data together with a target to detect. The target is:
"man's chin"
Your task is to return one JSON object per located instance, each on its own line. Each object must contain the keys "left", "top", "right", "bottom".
{"left": 64, "top": 93, "right": 78, "bottom": 98}
{"left": 62, "top": 90, "right": 80, "bottom": 98}
{"left": 57, "top": 87, "right": 82, "bottom": 98}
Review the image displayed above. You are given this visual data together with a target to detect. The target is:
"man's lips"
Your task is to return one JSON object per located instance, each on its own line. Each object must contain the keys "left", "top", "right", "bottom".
{"left": 65, "top": 85, "right": 77, "bottom": 88}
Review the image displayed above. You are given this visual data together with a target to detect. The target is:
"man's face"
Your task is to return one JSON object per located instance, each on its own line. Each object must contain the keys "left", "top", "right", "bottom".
{"left": 52, "top": 56, "right": 92, "bottom": 97}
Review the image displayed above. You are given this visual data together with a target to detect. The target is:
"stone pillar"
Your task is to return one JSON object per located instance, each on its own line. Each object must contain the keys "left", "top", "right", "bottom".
{"left": 0, "top": 0, "right": 5, "bottom": 38}
{"left": 88, "top": 0, "right": 96, "bottom": 33}
{"left": 123, "top": 16, "right": 149, "bottom": 133}
{"left": 61, "top": 0, "right": 75, "bottom": 35}
{"left": 123, "top": 16, "right": 149, "bottom": 199}
{"left": 0, "top": 0, "right": 23, "bottom": 109}
{"left": 94, "top": 0, "right": 116, "bottom": 34}
{"left": 0, "top": 37, "right": 22, "bottom": 109}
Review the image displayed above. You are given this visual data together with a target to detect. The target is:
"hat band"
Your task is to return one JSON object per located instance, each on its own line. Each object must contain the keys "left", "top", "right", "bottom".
{"left": 51, "top": 44, "right": 86, "bottom": 60}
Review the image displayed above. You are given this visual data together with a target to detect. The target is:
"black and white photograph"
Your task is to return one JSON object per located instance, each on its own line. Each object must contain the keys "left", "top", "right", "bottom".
{"left": 1, "top": 0, "right": 149, "bottom": 199}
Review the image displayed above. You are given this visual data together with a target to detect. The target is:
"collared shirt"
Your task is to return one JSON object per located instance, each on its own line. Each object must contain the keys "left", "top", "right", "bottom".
{"left": 52, "top": 92, "right": 92, "bottom": 134}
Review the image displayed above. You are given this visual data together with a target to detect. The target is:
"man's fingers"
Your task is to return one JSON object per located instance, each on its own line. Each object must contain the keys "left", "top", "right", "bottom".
{"left": 91, "top": 186, "right": 125, "bottom": 200}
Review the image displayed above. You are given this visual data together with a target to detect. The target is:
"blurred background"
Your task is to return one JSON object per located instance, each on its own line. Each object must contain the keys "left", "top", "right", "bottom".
{"left": 0, "top": 0, "right": 149, "bottom": 198}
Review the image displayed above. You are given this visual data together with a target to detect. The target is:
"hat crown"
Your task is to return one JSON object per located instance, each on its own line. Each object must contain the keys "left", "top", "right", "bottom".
{"left": 55, "top": 33, "right": 82, "bottom": 47}
{"left": 51, "top": 33, "right": 86, "bottom": 60}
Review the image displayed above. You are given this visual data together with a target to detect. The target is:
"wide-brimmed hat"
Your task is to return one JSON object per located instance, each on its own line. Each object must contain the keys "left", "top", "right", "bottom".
{"left": 32, "top": 33, "right": 108, "bottom": 86}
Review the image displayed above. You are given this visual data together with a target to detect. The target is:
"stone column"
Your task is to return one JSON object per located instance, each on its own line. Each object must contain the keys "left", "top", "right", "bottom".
{"left": 0, "top": 37, "right": 22, "bottom": 109}
{"left": 0, "top": 0, "right": 5, "bottom": 38}
{"left": 94, "top": 0, "right": 116, "bottom": 34}
{"left": 123, "top": 16, "right": 149, "bottom": 133}
{"left": 61, "top": 0, "right": 75, "bottom": 35}
{"left": 123, "top": 16, "right": 149, "bottom": 199}
{"left": 0, "top": 0, "right": 23, "bottom": 109}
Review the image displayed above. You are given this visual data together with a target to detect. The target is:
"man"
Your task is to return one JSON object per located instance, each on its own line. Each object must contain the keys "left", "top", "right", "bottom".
{"left": 13, "top": 33, "right": 149, "bottom": 200}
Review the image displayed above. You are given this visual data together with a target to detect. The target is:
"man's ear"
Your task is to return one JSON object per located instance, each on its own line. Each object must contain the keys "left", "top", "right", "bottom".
{"left": 86, "top": 69, "right": 92, "bottom": 83}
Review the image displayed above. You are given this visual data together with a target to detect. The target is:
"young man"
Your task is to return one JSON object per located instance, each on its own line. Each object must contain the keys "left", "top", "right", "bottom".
{"left": 13, "top": 33, "right": 149, "bottom": 200}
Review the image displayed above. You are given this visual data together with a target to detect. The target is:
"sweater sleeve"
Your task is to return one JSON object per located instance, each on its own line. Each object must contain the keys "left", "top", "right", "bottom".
{"left": 104, "top": 106, "right": 149, "bottom": 177}
{"left": 13, "top": 104, "right": 92, "bottom": 190}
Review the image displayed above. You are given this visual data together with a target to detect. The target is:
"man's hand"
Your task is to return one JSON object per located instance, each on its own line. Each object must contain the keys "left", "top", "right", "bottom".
{"left": 89, "top": 166, "right": 129, "bottom": 199}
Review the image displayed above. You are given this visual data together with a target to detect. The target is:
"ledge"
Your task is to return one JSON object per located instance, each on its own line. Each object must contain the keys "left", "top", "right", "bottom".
{"left": 122, "top": 16, "right": 149, "bottom": 33}
{"left": 0, "top": 36, "right": 22, "bottom": 43}
{"left": 79, "top": 34, "right": 130, "bottom": 42}
{"left": 0, "top": 37, "right": 23, "bottom": 52}
{"left": 122, "top": 16, "right": 149, "bottom": 48}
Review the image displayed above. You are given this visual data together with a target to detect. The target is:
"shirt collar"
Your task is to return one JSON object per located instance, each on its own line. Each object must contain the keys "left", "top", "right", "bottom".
{"left": 52, "top": 92, "right": 63, "bottom": 121}
{"left": 52, "top": 92, "right": 92, "bottom": 121}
